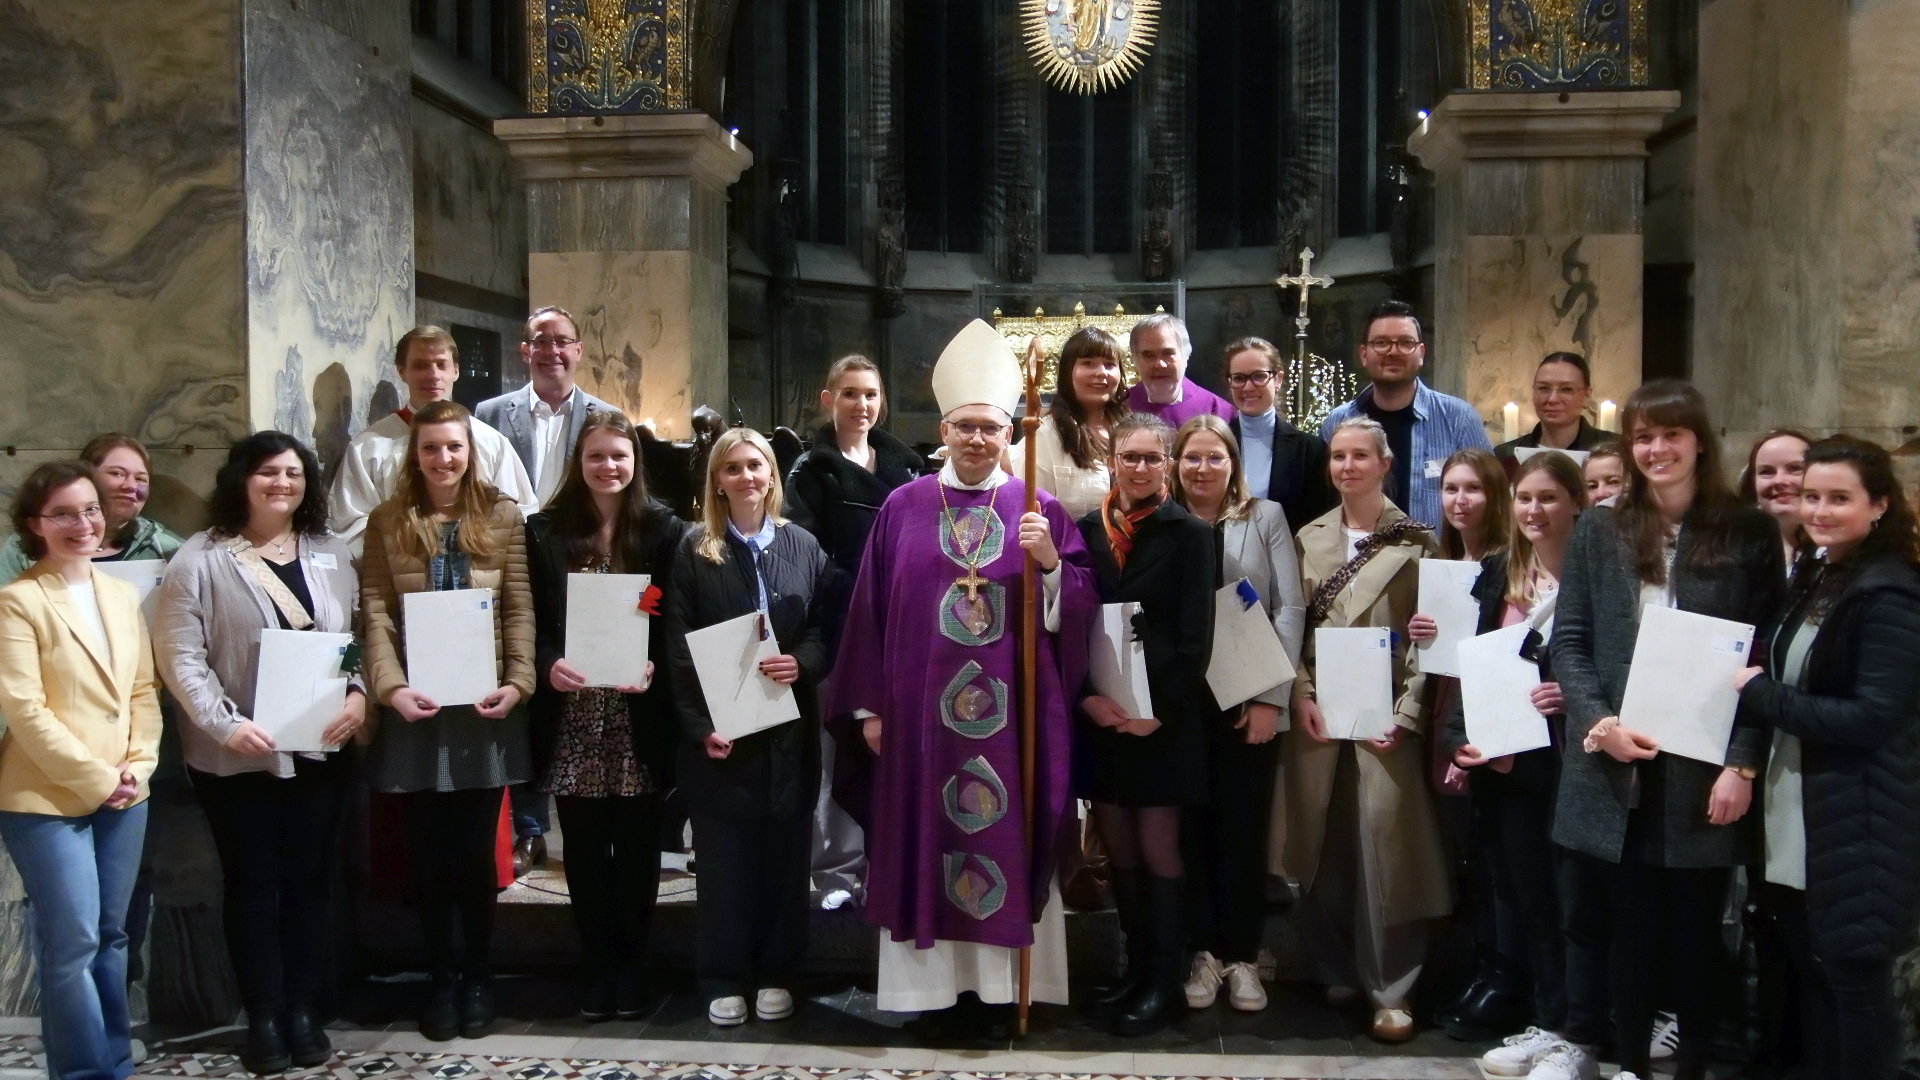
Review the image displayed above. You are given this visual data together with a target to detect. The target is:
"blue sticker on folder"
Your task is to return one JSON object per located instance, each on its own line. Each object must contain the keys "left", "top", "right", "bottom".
{"left": 1235, "top": 579, "right": 1261, "bottom": 611}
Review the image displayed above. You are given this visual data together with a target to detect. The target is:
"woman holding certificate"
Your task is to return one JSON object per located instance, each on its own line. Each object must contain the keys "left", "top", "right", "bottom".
{"left": 1285, "top": 416, "right": 1446, "bottom": 1043}
{"left": 152, "top": 432, "right": 363, "bottom": 1073}
{"left": 527, "top": 411, "right": 689, "bottom": 1020}
{"left": 664, "top": 428, "right": 828, "bottom": 1029}
{"left": 0, "top": 461, "right": 161, "bottom": 1080}
{"left": 361, "top": 400, "right": 535, "bottom": 1042}
{"left": 1736, "top": 435, "right": 1920, "bottom": 1080}
{"left": 1551, "top": 381, "right": 1782, "bottom": 1080}
{"left": 1167, "top": 415, "right": 1303, "bottom": 1016}
{"left": 1438, "top": 454, "right": 1613, "bottom": 1080}
{"left": 1075, "top": 413, "right": 1215, "bottom": 1036}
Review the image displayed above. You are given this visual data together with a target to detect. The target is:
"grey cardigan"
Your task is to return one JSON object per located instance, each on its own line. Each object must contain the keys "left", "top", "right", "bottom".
{"left": 1218, "top": 499, "right": 1307, "bottom": 715}
{"left": 1550, "top": 503, "right": 1784, "bottom": 866}
{"left": 152, "top": 530, "right": 362, "bottom": 778}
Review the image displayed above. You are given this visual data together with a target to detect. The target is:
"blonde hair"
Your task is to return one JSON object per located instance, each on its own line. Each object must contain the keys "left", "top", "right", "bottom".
{"left": 1329, "top": 416, "right": 1391, "bottom": 460}
{"left": 379, "top": 400, "right": 501, "bottom": 560}
{"left": 1505, "top": 451, "right": 1588, "bottom": 606}
{"left": 696, "top": 427, "right": 787, "bottom": 563}
{"left": 1170, "top": 415, "right": 1253, "bottom": 522}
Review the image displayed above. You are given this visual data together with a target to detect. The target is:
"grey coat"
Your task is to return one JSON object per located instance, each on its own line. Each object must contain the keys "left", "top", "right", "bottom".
{"left": 1550, "top": 503, "right": 1784, "bottom": 866}
{"left": 152, "top": 530, "right": 362, "bottom": 778}
{"left": 1218, "top": 499, "right": 1307, "bottom": 714}
{"left": 475, "top": 384, "right": 618, "bottom": 486}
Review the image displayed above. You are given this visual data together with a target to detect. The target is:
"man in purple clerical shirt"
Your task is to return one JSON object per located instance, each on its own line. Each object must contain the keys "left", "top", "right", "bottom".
{"left": 827, "top": 320, "right": 1097, "bottom": 1028}
{"left": 1123, "top": 313, "right": 1237, "bottom": 427}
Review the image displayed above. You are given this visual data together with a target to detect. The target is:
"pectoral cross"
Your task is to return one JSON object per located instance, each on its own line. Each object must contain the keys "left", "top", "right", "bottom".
{"left": 1274, "top": 247, "right": 1336, "bottom": 423}
{"left": 956, "top": 566, "right": 988, "bottom": 602}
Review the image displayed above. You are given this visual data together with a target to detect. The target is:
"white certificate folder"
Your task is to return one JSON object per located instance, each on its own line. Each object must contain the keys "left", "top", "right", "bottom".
{"left": 1206, "top": 579, "right": 1295, "bottom": 709}
{"left": 1088, "top": 602, "right": 1155, "bottom": 720}
{"left": 253, "top": 629, "right": 353, "bottom": 752}
{"left": 1457, "top": 623, "right": 1552, "bottom": 759}
{"left": 403, "top": 589, "right": 498, "bottom": 707}
{"left": 1315, "top": 627, "right": 1396, "bottom": 740}
{"left": 566, "top": 573, "right": 652, "bottom": 687}
{"left": 687, "top": 612, "right": 801, "bottom": 741}
{"left": 1416, "top": 560, "right": 1483, "bottom": 677}
{"left": 1619, "top": 605, "right": 1755, "bottom": 765}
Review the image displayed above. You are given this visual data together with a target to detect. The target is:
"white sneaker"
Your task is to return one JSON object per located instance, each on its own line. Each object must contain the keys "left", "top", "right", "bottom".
{"left": 1614, "top": 1074, "right": 1643, "bottom": 1080}
{"left": 820, "top": 888, "right": 854, "bottom": 910}
{"left": 1224, "top": 961, "right": 1267, "bottom": 1012}
{"left": 754, "top": 987, "right": 794, "bottom": 1021}
{"left": 1648, "top": 1011, "right": 1680, "bottom": 1061}
{"left": 1183, "top": 951, "right": 1224, "bottom": 1008}
{"left": 1480, "top": 1027, "right": 1563, "bottom": 1077}
{"left": 1524, "top": 1042, "right": 1598, "bottom": 1080}
{"left": 708, "top": 995, "right": 748, "bottom": 1026}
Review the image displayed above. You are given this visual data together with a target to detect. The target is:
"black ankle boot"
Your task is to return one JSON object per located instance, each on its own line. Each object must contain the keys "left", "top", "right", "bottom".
{"left": 1440, "top": 957, "right": 1526, "bottom": 1041}
{"left": 460, "top": 968, "right": 498, "bottom": 1038}
{"left": 420, "top": 973, "right": 460, "bottom": 1041}
{"left": 1091, "top": 869, "right": 1146, "bottom": 1011}
{"left": 243, "top": 1013, "right": 292, "bottom": 1074}
{"left": 284, "top": 1005, "right": 331, "bottom": 1067}
{"left": 1112, "top": 875, "right": 1186, "bottom": 1037}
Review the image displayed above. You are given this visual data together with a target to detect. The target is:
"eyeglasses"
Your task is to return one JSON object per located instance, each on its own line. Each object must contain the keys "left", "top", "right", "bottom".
{"left": 1226, "top": 370, "right": 1275, "bottom": 388}
{"left": 950, "top": 422, "right": 1006, "bottom": 440}
{"left": 1365, "top": 338, "right": 1423, "bottom": 354}
{"left": 525, "top": 337, "right": 580, "bottom": 352}
{"left": 1181, "top": 453, "right": 1230, "bottom": 469}
{"left": 35, "top": 506, "right": 104, "bottom": 529}
{"left": 1117, "top": 452, "right": 1169, "bottom": 469}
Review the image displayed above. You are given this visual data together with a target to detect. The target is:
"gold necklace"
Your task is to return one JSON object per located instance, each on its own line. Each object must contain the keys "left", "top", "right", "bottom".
{"left": 938, "top": 478, "right": 1001, "bottom": 636}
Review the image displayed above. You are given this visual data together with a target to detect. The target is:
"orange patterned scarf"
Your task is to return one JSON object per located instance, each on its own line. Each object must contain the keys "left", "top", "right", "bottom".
{"left": 1101, "top": 488, "right": 1162, "bottom": 571}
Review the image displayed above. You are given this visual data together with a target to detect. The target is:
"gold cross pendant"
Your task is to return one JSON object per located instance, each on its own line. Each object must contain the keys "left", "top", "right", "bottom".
{"left": 955, "top": 567, "right": 988, "bottom": 602}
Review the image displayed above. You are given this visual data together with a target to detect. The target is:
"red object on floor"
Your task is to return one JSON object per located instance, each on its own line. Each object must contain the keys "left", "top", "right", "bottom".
{"left": 495, "top": 790, "right": 515, "bottom": 888}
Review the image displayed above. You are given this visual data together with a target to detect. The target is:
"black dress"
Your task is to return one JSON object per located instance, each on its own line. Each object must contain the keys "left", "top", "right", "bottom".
{"left": 1076, "top": 499, "right": 1216, "bottom": 807}
{"left": 782, "top": 424, "right": 921, "bottom": 659}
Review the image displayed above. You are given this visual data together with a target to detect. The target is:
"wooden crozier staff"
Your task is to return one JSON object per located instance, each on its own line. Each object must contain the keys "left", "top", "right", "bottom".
{"left": 1017, "top": 335, "right": 1044, "bottom": 1036}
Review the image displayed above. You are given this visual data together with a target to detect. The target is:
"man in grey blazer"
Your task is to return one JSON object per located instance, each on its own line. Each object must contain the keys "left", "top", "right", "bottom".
{"left": 476, "top": 306, "right": 620, "bottom": 510}
{"left": 474, "top": 305, "right": 618, "bottom": 874}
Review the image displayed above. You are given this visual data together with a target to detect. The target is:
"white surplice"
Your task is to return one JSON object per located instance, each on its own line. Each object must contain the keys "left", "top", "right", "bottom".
{"left": 328, "top": 410, "right": 540, "bottom": 555}
{"left": 875, "top": 878, "right": 1071, "bottom": 1012}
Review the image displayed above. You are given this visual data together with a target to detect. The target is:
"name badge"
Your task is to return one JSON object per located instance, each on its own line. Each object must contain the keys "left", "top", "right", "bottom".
{"left": 1424, "top": 459, "right": 1443, "bottom": 479}
{"left": 309, "top": 553, "right": 338, "bottom": 570}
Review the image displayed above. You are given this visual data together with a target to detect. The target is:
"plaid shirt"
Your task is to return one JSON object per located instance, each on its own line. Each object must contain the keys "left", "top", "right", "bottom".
{"left": 1319, "top": 380, "right": 1493, "bottom": 528}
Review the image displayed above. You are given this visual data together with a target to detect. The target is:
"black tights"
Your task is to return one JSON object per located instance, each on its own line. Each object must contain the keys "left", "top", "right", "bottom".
{"left": 1093, "top": 803, "right": 1183, "bottom": 878}
{"left": 1581, "top": 855, "right": 1732, "bottom": 1076}
{"left": 554, "top": 794, "right": 663, "bottom": 977}
{"left": 401, "top": 788, "right": 504, "bottom": 979}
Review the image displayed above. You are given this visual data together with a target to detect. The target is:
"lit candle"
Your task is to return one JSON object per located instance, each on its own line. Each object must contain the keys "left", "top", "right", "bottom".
{"left": 1503, "top": 402, "right": 1520, "bottom": 443}
{"left": 1598, "top": 400, "right": 1617, "bottom": 432}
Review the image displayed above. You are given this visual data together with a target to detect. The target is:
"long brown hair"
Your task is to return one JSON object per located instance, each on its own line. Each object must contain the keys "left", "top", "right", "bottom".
{"left": 1438, "top": 447, "right": 1512, "bottom": 560}
{"left": 1505, "top": 451, "right": 1588, "bottom": 605}
{"left": 1048, "top": 327, "right": 1130, "bottom": 470}
{"left": 820, "top": 354, "right": 887, "bottom": 426}
{"left": 696, "top": 428, "right": 787, "bottom": 563}
{"left": 1792, "top": 435, "right": 1920, "bottom": 617}
{"left": 1169, "top": 415, "right": 1253, "bottom": 522}
{"left": 543, "top": 411, "right": 663, "bottom": 573}
{"left": 380, "top": 399, "right": 502, "bottom": 560}
{"left": 1613, "top": 380, "right": 1741, "bottom": 584}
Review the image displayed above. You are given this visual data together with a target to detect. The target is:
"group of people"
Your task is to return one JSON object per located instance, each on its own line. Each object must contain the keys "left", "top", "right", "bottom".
{"left": 0, "top": 301, "right": 1912, "bottom": 1080}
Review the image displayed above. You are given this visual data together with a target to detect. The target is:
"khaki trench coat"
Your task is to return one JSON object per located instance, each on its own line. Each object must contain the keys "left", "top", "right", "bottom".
{"left": 1273, "top": 503, "right": 1452, "bottom": 926}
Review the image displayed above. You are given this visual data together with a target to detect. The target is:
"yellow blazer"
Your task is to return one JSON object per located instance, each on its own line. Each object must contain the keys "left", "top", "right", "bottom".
{"left": 0, "top": 563, "right": 162, "bottom": 816}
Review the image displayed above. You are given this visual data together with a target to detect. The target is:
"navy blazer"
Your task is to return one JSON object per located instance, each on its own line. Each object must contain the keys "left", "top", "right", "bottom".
{"left": 1229, "top": 413, "right": 1335, "bottom": 537}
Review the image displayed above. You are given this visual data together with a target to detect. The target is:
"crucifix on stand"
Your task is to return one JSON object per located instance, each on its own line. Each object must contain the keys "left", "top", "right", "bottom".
{"left": 1275, "top": 248, "right": 1335, "bottom": 426}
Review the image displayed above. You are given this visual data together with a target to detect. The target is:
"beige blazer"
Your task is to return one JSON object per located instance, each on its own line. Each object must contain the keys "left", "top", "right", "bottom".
{"left": 0, "top": 564, "right": 162, "bottom": 816}
{"left": 1277, "top": 503, "right": 1451, "bottom": 924}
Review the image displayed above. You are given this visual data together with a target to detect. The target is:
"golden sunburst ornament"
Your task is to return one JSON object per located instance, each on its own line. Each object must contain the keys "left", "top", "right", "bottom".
{"left": 1022, "top": 0, "right": 1160, "bottom": 94}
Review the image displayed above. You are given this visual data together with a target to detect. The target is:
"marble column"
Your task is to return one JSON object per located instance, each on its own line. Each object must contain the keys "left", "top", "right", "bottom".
{"left": 1693, "top": 0, "right": 1920, "bottom": 454}
{"left": 1408, "top": 91, "right": 1678, "bottom": 436}
{"left": 494, "top": 114, "right": 752, "bottom": 438}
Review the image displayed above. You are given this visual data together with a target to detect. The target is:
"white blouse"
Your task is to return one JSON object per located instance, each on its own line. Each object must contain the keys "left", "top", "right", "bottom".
{"left": 1006, "top": 416, "right": 1111, "bottom": 522}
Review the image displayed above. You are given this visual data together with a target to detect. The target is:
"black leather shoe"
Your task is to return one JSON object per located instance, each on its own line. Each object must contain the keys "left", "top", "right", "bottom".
{"left": 420, "top": 976, "right": 460, "bottom": 1042}
{"left": 614, "top": 969, "right": 648, "bottom": 1020}
{"left": 1439, "top": 977, "right": 1526, "bottom": 1041}
{"left": 242, "top": 1013, "right": 292, "bottom": 1075}
{"left": 1090, "top": 869, "right": 1145, "bottom": 1013}
{"left": 1111, "top": 978, "right": 1181, "bottom": 1037}
{"left": 580, "top": 973, "right": 616, "bottom": 1021}
{"left": 460, "top": 971, "right": 498, "bottom": 1038}
{"left": 284, "top": 1006, "right": 331, "bottom": 1067}
{"left": 1111, "top": 874, "right": 1188, "bottom": 1037}
{"left": 512, "top": 836, "right": 547, "bottom": 878}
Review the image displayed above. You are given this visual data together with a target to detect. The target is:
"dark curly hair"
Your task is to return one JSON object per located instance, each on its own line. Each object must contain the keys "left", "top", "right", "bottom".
{"left": 205, "top": 431, "right": 330, "bottom": 538}
{"left": 1792, "top": 435, "right": 1920, "bottom": 617}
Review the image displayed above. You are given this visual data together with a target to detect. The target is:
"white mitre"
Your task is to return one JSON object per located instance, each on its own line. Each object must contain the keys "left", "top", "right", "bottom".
{"left": 932, "top": 319, "right": 1023, "bottom": 418}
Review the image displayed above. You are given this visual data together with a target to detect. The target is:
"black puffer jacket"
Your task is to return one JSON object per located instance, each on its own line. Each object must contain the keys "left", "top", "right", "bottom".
{"left": 1741, "top": 554, "right": 1920, "bottom": 961}
{"left": 783, "top": 424, "right": 920, "bottom": 659}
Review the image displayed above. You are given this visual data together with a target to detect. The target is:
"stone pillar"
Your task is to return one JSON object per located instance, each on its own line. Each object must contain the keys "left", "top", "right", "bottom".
{"left": 494, "top": 114, "right": 752, "bottom": 438}
{"left": 1408, "top": 92, "right": 1678, "bottom": 435}
{"left": 1693, "top": 0, "right": 1920, "bottom": 454}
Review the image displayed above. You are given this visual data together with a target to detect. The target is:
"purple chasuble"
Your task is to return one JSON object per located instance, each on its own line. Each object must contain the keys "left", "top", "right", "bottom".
{"left": 828, "top": 475, "right": 1096, "bottom": 950}
{"left": 1125, "top": 378, "right": 1237, "bottom": 428}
